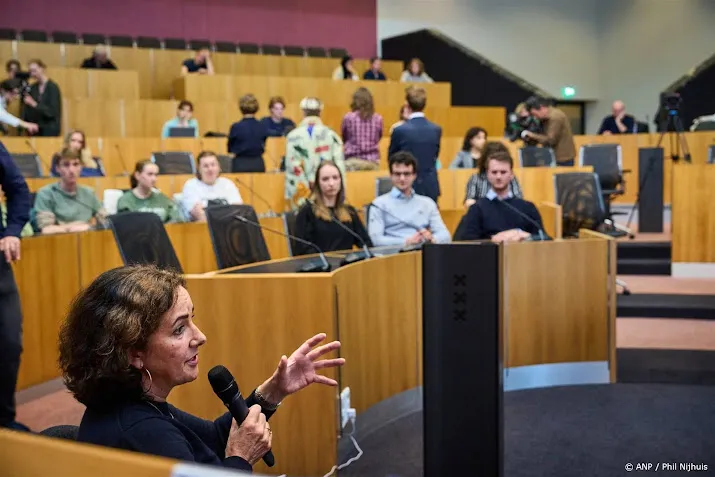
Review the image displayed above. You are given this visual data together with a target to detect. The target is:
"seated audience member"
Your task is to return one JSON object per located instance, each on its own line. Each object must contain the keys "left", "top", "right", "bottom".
{"left": 22, "top": 59, "right": 62, "bottom": 137}
{"left": 464, "top": 142, "right": 522, "bottom": 208}
{"left": 461, "top": 151, "right": 542, "bottom": 242}
{"left": 161, "top": 101, "right": 199, "bottom": 138}
{"left": 368, "top": 152, "right": 450, "bottom": 247}
{"left": 294, "top": 161, "right": 371, "bottom": 255}
{"left": 117, "top": 160, "right": 181, "bottom": 223}
{"left": 363, "top": 57, "right": 386, "bottom": 81}
{"left": 34, "top": 149, "right": 106, "bottom": 234}
{"left": 51, "top": 129, "right": 104, "bottom": 177}
{"left": 598, "top": 100, "right": 635, "bottom": 135}
{"left": 523, "top": 96, "right": 576, "bottom": 166}
{"left": 59, "top": 264, "right": 344, "bottom": 472}
{"left": 81, "top": 45, "right": 117, "bottom": 70}
{"left": 181, "top": 151, "right": 242, "bottom": 222}
{"left": 332, "top": 55, "right": 358, "bottom": 81}
{"left": 181, "top": 49, "right": 214, "bottom": 76}
{"left": 388, "top": 86, "right": 441, "bottom": 202}
{"left": 228, "top": 94, "right": 267, "bottom": 173}
{"left": 5, "top": 60, "right": 21, "bottom": 80}
{"left": 400, "top": 58, "right": 433, "bottom": 83}
{"left": 388, "top": 105, "right": 409, "bottom": 134}
{"left": 342, "top": 87, "right": 383, "bottom": 171}
{"left": 450, "top": 127, "right": 487, "bottom": 169}
{"left": 0, "top": 79, "right": 39, "bottom": 134}
{"left": 261, "top": 96, "right": 296, "bottom": 137}
{"left": 285, "top": 97, "right": 345, "bottom": 211}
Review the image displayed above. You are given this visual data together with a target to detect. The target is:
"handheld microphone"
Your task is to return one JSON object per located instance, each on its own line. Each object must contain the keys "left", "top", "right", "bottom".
{"left": 208, "top": 365, "right": 275, "bottom": 468}
{"left": 497, "top": 198, "right": 551, "bottom": 241}
{"left": 24, "top": 139, "right": 51, "bottom": 176}
{"left": 307, "top": 199, "right": 372, "bottom": 264}
{"left": 233, "top": 176, "right": 279, "bottom": 218}
{"left": 114, "top": 144, "right": 130, "bottom": 176}
{"left": 234, "top": 215, "right": 331, "bottom": 272}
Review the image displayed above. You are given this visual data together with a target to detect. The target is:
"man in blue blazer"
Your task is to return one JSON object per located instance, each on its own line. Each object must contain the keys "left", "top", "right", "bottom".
{"left": 388, "top": 87, "right": 441, "bottom": 203}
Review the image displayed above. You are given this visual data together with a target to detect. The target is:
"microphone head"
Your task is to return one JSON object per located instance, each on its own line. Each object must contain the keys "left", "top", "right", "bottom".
{"left": 208, "top": 365, "right": 240, "bottom": 401}
{"left": 234, "top": 215, "right": 248, "bottom": 223}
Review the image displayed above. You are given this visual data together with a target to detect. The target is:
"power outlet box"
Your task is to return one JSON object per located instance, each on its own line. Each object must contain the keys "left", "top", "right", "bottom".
{"left": 340, "top": 387, "right": 351, "bottom": 428}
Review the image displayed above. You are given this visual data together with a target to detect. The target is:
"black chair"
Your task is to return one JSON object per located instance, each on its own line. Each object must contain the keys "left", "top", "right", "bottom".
{"left": 21, "top": 30, "right": 48, "bottom": 42}
{"left": 553, "top": 172, "right": 627, "bottom": 238}
{"left": 0, "top": 29, "right": 16, "bottom": 40}
{"left": 51, "top": 31, "right": 78, "bottom": 44}
{"left": 151, "top": 151, "right": 195, "bottom": 174}
{"left": 328, "top": 47, "right": 348, "bottom": 58}
{"left": 238, "top": 43, "right": 260, "bottom": 54}
{"left": 164, "top": 38, "right": 187, "bottom": 50}
{"left": 283, "top": 210, "right": 300, "bottom": 256}
{"left": 11, "top": 154, "right": 43, "bottom": 178}
{"left": 519, "top": 146, "right": 556, "bottom": 167}
{"left": 108, "top": 35, "right": 134, "bottom": 47}
{"left": 189, "top": 39, "right": 212, "bottom": 51}
{"left": 108, "top": 212, "right": 183, "bottom": 272}
{"left": 578, "top": 144, "right": 627, "bottom": 217}
{"left": 39, "top": 425, "right": 79, "bottom": 440}
{"left": 215, "top": 41, "right": 237, "bottom": 53}
{"left": 306, "top": 47, "right": 327, "bottom": 58}
{"left": 375, "top": 177, "right": 392, "bottom": 197}
{"left": 708, "top": 145, "right": 715, "bottom": 164}
{"left": 261, "top": 44, "right": 282, "bottom": 56}
{"left": 136, "top": 36, "right": 161, "bottom": 49}
{"left": 205, "top": 205, "right": 271, "bottom": 269}
{"left": 283, "top": 45, "right": 304, "bottom": 57}
{"left": 81, "top": 33, "right": 106, "bottom": 45}
{"left": 216, "top": 154, "right": 233, "bottom": 173}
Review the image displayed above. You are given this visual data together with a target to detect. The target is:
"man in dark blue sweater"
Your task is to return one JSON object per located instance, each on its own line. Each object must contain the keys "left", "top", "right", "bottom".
{"left": 462, "top": 151, "right": 543, "bottom": 242}
{"left": 0, "top": 140, "right": 31, "bottom": 431}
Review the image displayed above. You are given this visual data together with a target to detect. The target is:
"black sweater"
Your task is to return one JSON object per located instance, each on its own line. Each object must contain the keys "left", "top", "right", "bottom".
{"left": 462, "top": 196, "right": 543, "bottom": 240}
{"left": 227, "top": 117, "right": 267, "bottom": 158}
{"left": 76, "top": 391, "right": 274, "bottom": 472}
{"left": 22, "top": 79, "right": 62, "bottom": 136}
{"left": 294, "top": 204, "right": 372, "bottom": 255}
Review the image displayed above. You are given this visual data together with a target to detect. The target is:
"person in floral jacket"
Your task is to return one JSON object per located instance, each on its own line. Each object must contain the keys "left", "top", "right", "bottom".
{"left": 284, "top": 97, "right": 346, "bottom": 211}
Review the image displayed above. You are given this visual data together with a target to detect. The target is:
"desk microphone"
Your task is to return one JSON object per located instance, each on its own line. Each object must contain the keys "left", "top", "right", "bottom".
{"left": 497, "top": 198, "right": 551, "bottom": 241}
{"left": 367, "top": 202, "right": 428, "bottom": 250}
{"left": 307, "top": 199, "right": 372, "bottom": 264}
{"left": 114, "top": 144, "right": 130, "bottom": 176}
{"left": 233, "top": 176, "right": 279, "bottom": 217}
{"left": 234, "top": 215, "right": 331, "bottom": 272}
{"left": 208, "top": 365, "right": 275, "bottom": 468}
{"left": 24, "top": 140, "right": 51, "bottom": 176}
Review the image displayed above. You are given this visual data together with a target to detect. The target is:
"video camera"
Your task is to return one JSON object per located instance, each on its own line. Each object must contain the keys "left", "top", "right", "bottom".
{"left": 661, "top": 92, "right": 682, "bottom": 113}
{"left": 14, "top": 72, "right": 31, "bottom": 97}
{"left": 506, "top": 112, "right": 542, "bottom": 145}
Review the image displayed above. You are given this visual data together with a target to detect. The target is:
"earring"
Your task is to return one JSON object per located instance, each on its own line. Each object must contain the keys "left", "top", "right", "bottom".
{"left": 141, "top": 367, "right": 153, "bottom": 394}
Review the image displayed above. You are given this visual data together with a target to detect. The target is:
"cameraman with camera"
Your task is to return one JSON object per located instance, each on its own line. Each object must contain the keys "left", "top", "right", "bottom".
{"left": 522, "top": 96, "right": 576, "bottom": 166}
{"left": 21, "top": 60, "right": 61, "bottom": 137}
{"left": 505, "top": 102, "right": 542, "bottom": 146}
{"left": 0, "top": 79, "right": 39, "bottom": 135}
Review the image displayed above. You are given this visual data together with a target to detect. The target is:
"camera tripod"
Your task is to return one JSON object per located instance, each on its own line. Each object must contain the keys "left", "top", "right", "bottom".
{"left": 625, "top": 110, "right": 688, "bottom": 234}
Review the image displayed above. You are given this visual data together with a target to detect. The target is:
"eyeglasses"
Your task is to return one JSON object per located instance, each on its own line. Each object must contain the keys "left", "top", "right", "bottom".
{"left": 391, "top": 172, "right": 415, "bottom": 178}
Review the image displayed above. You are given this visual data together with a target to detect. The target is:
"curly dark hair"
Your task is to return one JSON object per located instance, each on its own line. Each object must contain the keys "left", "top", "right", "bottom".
{"left": 58, "top": 265, "right": 185, "bottom": 409}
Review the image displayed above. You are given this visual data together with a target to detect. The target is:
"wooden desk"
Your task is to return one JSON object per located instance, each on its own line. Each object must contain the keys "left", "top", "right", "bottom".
{"left": 672, "top": 164, "right": 715, "bottom": 264}
{"left": 0, "top": 429, "right": 176, "bottom": 477}
{"left": 174, "top": 75, "right": 452, "bottom": 107}
{"left": 46, "top": 67, "right": 140, "bottom": 100}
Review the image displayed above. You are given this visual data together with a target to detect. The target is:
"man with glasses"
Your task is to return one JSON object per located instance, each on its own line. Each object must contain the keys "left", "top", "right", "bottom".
{"left": 368, "top": 151, "right": 450, "bottom": 247}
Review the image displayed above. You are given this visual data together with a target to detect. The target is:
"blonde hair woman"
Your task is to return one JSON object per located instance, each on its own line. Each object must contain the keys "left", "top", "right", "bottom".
{"left": 50, "top": 129, "right": 104, "bottom": 177}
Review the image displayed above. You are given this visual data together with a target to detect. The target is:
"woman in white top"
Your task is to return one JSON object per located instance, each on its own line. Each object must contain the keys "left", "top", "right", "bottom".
{"left": 400, "top": 58, "right": 434, "bottom": 83}
{"left": 181, "top": 151, "right": 242, "bottom": 222}
{"left": 332, "top": 55, "right": 359, "bottom": 81}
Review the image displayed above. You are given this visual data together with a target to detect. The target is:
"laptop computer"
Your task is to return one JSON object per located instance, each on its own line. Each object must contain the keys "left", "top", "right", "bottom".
{"left": 168, "top": 127, "right": 197, "bottom": 138}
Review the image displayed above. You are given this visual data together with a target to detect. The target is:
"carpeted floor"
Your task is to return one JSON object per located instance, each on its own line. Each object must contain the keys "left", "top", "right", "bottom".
{"left": 339, "top": 384, "right": 715, "bottom": 477}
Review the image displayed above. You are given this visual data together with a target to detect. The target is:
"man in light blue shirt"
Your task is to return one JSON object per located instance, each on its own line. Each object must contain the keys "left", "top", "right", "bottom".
{"left": 161, "top": 100, "right": 199, "bottom": 138}
{"left": 368, "top": 151, "right": 451, "bottom": 247}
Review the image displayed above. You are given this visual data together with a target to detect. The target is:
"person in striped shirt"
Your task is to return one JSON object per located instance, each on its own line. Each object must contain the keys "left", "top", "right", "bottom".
{"left": 463, "top": 142, "right": 523, "bottom": 208}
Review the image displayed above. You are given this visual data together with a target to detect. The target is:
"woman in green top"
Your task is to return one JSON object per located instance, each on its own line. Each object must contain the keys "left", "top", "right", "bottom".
{"left": 116, "top": 160, "right": 182, "bottom": 223}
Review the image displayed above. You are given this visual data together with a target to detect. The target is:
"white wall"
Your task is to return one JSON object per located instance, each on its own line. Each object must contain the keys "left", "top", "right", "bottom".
{"left": 377, "top": 0, "right": 602, "bottom": 100}
{"left": 378, "top": 0, "right": 715, "bottom": 133}
{"left": 591, "top": 0, "right": 715, "bottom": 133}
